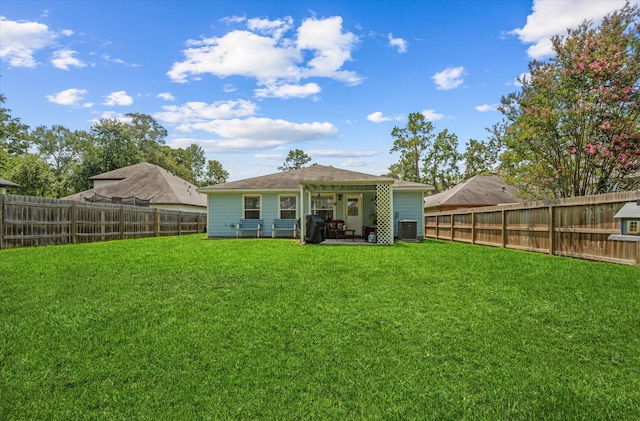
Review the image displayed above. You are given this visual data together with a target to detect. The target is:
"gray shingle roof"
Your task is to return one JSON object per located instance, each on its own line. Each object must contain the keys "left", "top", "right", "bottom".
{"left": 614, "top": 201, "right": 640, "bottom": 219}
{"left": 0, "top": 178, "right": 21, "bottom": 188}
{"left": 197, "top": 165, "right": 432, "bottom": 192}
{"left": 65, "top": 162, "right": 206, "bottom": 207}
{"left": 423, "top": 174, "right": 520, "bottom": 209}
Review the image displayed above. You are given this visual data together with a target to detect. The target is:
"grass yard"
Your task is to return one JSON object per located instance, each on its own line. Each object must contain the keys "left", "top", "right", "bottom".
{"left": 1, "top": 235, "right": 639, "bottom": 419}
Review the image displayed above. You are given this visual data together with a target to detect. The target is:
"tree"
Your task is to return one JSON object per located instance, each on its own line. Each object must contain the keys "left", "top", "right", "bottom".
{"left": 90, "top": 117, "right": 140, "bottom": 172}
{"left": 0, "top": 94, "right": 31, "bottom": 175}
{"left": 31, "top": 125, "right": 91, "bottom": 197}
{"left": 423, "top": 129, "right": 462, "bottom": 192}
{"left": 278, "top": 149, "right": 312, "bottom": 171}
{"left": 205, "top": 160, "right": 229, "bottom": 185}
{"left": 499, "top": 3, "right": 640, "bottom": 198}
{"left": 385, "top": 158, "right": 416, "bottom": 181}
{"left": 461, "top": 126, "right": 502, "bottom": 180}
{"left": 6, "top": 154, "right": 55, "bottom": 197}
{"left": 389, "top": 112, "right": 435, "bottom": 182}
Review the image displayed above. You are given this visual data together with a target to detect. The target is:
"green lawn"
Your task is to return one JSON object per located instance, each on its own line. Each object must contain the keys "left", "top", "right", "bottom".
{"left": 1, "top": 235, "right": 639, "bottom": 419}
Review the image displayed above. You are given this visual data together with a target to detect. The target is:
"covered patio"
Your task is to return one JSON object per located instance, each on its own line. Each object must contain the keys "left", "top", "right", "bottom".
{"left": 299, "top": 179, "right": 395, "bottom": 245}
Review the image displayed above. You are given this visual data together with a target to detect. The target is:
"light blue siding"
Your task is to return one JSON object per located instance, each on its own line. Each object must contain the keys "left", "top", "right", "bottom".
{"left": 393, "top": 191, "right": 425, "bottom": 239}
{"left": 207, "top": 189, "right": 424, "bottom": 239}
{"left": 207, "top": 193, "right": 240, "bottom": 237}
{"left": 207, "top": 191, "right": 300, "bottom": 237}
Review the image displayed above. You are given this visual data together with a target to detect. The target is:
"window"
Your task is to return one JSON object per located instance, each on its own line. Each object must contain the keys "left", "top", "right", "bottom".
{"left": 279, "top": 195, "right": 297, "bottom": 219}
{"left": 243, "top": 195, "right": 261, "bottom": 219}
{"left": 312, "top": 195, "right": 334, "bottom": 221}
{"left": 628, "top": 220, "right": 639, "bottom": 234}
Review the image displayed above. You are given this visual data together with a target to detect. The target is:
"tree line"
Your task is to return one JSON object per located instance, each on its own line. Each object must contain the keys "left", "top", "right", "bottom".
{"left": 0, "top": 102, "right": 229, "bottom": 197}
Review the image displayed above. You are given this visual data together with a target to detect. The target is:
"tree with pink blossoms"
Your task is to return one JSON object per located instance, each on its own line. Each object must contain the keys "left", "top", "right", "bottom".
{"left": 498, "top": 3, "right": 640, "bottom": 198}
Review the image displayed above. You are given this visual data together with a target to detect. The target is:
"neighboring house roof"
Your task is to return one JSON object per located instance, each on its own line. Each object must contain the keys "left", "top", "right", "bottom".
{"left": 614, "top": 201, "right": 640, "bottom": 219}
{"left": 65, "top": 162, "right": 206, "bottom": 208}
{"left": 424, "top": 174, "right": 520, "bottom": 210}
{"left": 197, "top": 165, "right": 433, "bottom": 193}
{"left": 0, "top": 178, "right": 21, "bottom": 188}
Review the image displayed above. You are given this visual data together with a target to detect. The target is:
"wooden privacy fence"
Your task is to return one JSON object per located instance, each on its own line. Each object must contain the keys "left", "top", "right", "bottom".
{"left": 0, "top": 194, "right": 207, "bottom": 250}
{"left": 425, "top": 190, "right": 640, "bottom": 267}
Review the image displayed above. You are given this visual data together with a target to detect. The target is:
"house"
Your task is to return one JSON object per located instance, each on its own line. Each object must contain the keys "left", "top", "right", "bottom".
{"left": 64, "top": 162, "right": 207, "bottom": 213}
{"left": 197, "top": 165, "right": 433, "bottom": 244}
{"left": 424, "top": 174, "right": 520, "bottom": 213}
{"left": 611, "top": 200, "right": 640, "bottom": 236}
{"left": 0, "top": 177, "right": 21, "bottom": 195}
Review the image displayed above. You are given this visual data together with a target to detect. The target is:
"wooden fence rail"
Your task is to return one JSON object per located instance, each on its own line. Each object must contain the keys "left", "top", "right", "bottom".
{"left": 425, "top": 190, "right": 640, "bottom": 267}
{"left": 0, "top": 194, "right": 207, "bottom": 250}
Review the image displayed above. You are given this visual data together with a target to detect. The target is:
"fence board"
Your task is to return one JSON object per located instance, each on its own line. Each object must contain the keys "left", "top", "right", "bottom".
{"left": 0, "top": 194, "right": 206, "bottom": 249}
{"left": 425, "top": 190, "right": 640, "bottom": 266}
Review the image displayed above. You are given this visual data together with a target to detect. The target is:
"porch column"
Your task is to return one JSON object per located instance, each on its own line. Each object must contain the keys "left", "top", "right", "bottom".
{"left": 376, "top": 183, "right": 394, "bottom": 244}
{"left": 299, "top": 184, "right": 305, "bottom": 243}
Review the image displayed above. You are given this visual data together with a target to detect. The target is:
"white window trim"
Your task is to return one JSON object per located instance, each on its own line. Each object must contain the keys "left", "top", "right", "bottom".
{"left": 242, "top": 194, "right": 262, "bottom": 219}
{"left": 278, "top": 194, "right": 298, "bottom": 219}
{"left": 627, "top": 220, "right": 639, "bottom": 234}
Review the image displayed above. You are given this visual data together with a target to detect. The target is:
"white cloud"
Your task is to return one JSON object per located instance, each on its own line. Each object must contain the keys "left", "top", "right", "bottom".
{"left": 247, "top": 16, "right": 293, "bottom": 40}
{"left": 157, "top": 92, "right": 175, "bottom": 101}
{"left": 421, "top": 109, "right": 445, "bottom": 121}
{"left": 367, "top": 111, "right": 391, "bottom": 123}
{"left": 296, "top": 16, "right": 361, "bottom": 84}
{"left": 432, "top": 66, "right": 464, "bottom": 90}
{"left": 367, "top": 111, "right": 403, "bottom": 123}
{"left": 388, "top": 33, "right": 407, "bottom": 53}
{"left": 46, "top": 88, "right": 87, "bottom": 105}
{"left": 167, "top": 118, "right": 338, "bottom": 152}
{"left": 154, "top": 100, "right": 258, "bottom": 125}
{"left": 189, "top": 117, "right": 337, "bottom": 140}
{"left": 511, "top": 0, "right": 628, "bottom": 59}
{"left": 475, "top": 104, "right": 499, "bottom": 112}
{"left": 220, "top": 15, "right": 246, "bottom": 25}
{"left": 103, "top": 91, "right": 133, "bottom": 106}
{"left": 168, "top": 15, "right": 361, "bottom": 87}
{"left": 0, "top": 17, "right": 56, "bottom": 67}
{"left": 309, "top": 149, "right": 378, "bottom": 158}
{"left": 254, "top": 82, "right": 321, "bottom": 98}
{"left": 50, "top": 49, "right": 85, "bottom": 70}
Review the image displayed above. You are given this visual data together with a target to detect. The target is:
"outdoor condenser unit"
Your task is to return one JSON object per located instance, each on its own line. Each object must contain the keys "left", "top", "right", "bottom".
{"left": 398, "top": 219, "right": 418, "bottom": 241}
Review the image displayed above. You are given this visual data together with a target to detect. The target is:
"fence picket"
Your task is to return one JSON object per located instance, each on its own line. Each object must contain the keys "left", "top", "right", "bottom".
{"left": 425, "top": 190, "right": 640, "bottom": 266}
{"left": 0, "top": 194, "right": 206, "bottom": 250}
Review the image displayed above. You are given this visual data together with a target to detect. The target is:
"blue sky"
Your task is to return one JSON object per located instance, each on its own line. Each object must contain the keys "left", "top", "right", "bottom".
{"left": 0, "top": 0, "right": 633, "bottom": 181}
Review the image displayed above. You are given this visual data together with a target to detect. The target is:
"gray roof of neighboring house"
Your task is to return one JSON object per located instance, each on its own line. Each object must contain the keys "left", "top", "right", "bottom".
{"left": 197, "top": 165, "right": 433, "bottom": 192}
{"left": 0, "top": 178, "right": 21, "bottom": 188}
{"left": 424, "top": 174, "right": 520, "bottom": 209}
{"left": 614, "top": 201, "right": 640, "bottom": 219}
{"left": 65, "top": 162, "right": 206, "bottom": 207}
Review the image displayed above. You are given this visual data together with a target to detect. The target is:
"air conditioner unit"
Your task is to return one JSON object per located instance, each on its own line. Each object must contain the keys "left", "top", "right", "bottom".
{"left": 398, "top": 219, "right": 418, "bottom": 241}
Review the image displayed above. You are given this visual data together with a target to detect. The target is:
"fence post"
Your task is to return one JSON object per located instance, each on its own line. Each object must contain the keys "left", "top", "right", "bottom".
{"left": 155, "top": 208, "right": 160, "bottom": 236}
{"left": 119, "top": 205, "right": 125, "bottom": 240}
{"left": 70, "top": 201, "right": 77, "bottom": 244}
{"left": 548, "top": 205, "right": 554, "bottom": 255}
{"left": 0, "top": 194, "right": 4, "bottom": 250}
{"left": 471, "top": 211, "right": 475, "bottom": 244}
{"left": 435, "top": 215, "right": 439, "bottom": 239}
{"left": 178, "top": 211, "right": 182, "bottom": 235}
{"left": 501, "top": 209, "right": 506, "bottom": 248}
{"left": 450, "top": 214, "right": 454, "bottom": 241}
